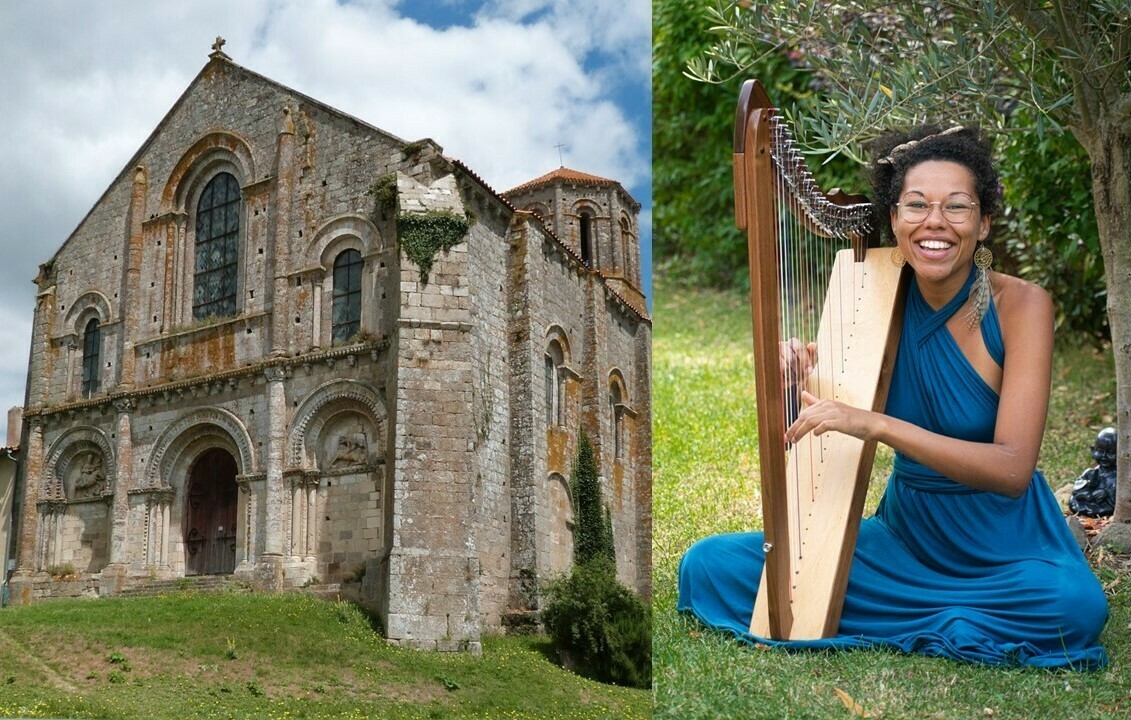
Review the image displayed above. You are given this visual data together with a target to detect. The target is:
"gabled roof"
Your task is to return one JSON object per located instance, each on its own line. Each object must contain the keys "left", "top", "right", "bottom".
{"left": 46, "top": 52, "right": 411, "bottom": 269}
{"left": 503, "top": 167, "right": 620, "bottom": 196}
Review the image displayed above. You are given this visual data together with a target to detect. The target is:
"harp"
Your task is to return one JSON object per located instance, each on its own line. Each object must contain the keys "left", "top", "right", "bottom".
{"left": 733, "top": 80, "right": 909, "bottom": 640}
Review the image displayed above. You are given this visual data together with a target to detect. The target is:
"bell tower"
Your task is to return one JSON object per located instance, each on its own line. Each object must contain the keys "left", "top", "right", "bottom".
{"left": 504, "top": 168, "right": 644, "bottom": 310}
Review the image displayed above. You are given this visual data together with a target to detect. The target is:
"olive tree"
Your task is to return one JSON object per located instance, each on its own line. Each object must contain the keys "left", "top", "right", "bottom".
{"left": 688, "top": 1, "right": 1131, "bottom": 540}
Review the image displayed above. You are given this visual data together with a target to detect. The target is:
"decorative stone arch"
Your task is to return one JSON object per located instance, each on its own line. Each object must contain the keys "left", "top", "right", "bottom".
{"left": 544, "top": 325, "right": 576, "bottom": 429}
{"left": 546, "top": 471, "right": 575, "bottom": 576}
{"left": 160, "top": 131, "right": 257, "bottom": 325}
{"left": 544, "top": 324, "right": 573, "bottom": 363}
{"left": 548, "top": 472, "right": 575, "bottom": 521}
{"left": 303, "top": 215, "right": 383, "bottom": 347}
{"left": 161, "top": 131, "right": 257, "bottom": 213}
{"left": 60, "top": 291, "right": 114, "bottom": 400}
{"left": 43, "top": 426, "right": 115, "bottom": 500}
{"left": 307, "top": 213, "right": 382, "bottom": 268}
{"left": 145, "top": 407, "right": 256, "bottom": 491}
{"left": 617, "top": 210, "right": 636, "bottom": 278}
{"left": 571, "top": 200, "right": 601, "bottom": 269}
{"left": 62, "top": 290, "right": 114, "bottom": 334}
{"left": 288, "top": 379, "right": 386, "bottom": 470}
{"left": 608, "top": 369, "right": 632, "bottom": 462}
{"left": 524, "top": 202, "right": 550, "bottom": 220}
{"left": 570, "top": 198, "right": 601, "bottom": 215}
{"left": 608, "top": 368, "right": 629, "bottom": 402}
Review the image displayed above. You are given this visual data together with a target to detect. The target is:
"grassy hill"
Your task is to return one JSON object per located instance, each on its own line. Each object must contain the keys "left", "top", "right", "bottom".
{"left": 0, "top": 590, "right": 650, "bottom": 719}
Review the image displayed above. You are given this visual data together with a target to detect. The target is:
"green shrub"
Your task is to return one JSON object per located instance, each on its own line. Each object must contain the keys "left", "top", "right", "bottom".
{"left": 541, "top": 559, "right": 651, "bottom": 689}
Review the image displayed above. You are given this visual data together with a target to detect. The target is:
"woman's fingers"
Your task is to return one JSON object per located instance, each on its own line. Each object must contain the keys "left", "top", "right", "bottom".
{"left": 785, "top": 392, "right": 820, "bottom": 443}
{"left": 780, "top": 338, "right": 814, "bottom": 384}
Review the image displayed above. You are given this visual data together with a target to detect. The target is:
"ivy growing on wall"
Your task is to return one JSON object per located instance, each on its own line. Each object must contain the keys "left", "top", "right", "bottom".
{"left": 396, "top": 210, "right": 470, "bottom": 285}
{"left": 571, "top": 430, "right": 615, "bottom": 569}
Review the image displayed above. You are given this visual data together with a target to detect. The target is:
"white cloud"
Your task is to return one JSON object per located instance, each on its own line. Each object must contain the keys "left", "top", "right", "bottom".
{"left": 0, "top": 0, "right": 650, "bottom": 441}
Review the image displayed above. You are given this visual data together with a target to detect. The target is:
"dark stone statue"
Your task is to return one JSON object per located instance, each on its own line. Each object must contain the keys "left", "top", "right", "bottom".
{"left": 1069, "top": 427, "right": 1117, "bottom": 518}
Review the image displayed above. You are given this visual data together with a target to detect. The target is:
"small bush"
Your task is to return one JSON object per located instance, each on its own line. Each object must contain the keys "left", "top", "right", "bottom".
{"left": 46, "top": 563, "right": 76, "bottom": 578}
{"left": 541, "top": 559, "right": 651, "bottom": 689}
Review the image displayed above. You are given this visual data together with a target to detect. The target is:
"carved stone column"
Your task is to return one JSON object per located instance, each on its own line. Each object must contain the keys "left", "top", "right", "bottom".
{"left": 13, "top": 416, "right": 45, "bottom": 578}
{"left": 269, "top": 109, "right": 296, "bottom": 357}
{"left": 257, "top": 365, "right": 287, "bottom": 589}
{"left": 289, "top": 476, "right": 301, "bottom": 561}
{"left": 100, "top": 398, "right": 135, "bottom": 595}
{"left": 234, "top": 474, "right": 257, "bottom": 572}
{"left": 118, "top": 166, "right": 147, "bottom": 390}
{"left": 305, "top": 478, "right": 318, "bottom": 564}
{"left": 65, "top": 338, "right": 78, "bottom": 403}
{"left": 312, "top": 280, "right": 323, "bottom": 349}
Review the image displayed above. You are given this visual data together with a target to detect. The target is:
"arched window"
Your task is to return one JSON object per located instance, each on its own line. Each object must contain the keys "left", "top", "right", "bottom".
{"left": 81, "top": 318, "right": 101, "bottom": 398}
{"left": 332, "top": 249, "right": 363, "bottom": 343}
{"left": 610, "top": 381, "right": 625, "bottom": 461}
{"left": 579, "top": 211, "right": 594, "bottom": 268}
{"left": 619, "top": 217, "right": 632, "bottom": 276}
{"left": 193, "top": 172, "right": 241, "bottom": 319}
{"left": 545, "top": 340, "right": 566, "bottom": 427}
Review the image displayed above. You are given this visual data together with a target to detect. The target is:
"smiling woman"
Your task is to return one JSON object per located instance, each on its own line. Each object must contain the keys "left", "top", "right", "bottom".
{"left": 678, "top": 124, "right": 1110, "bottom": 670}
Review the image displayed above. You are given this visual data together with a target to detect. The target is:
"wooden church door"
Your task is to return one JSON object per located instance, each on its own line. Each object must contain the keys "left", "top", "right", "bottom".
{"left": 184, "top": 448, "right": 238, "bottom": 575}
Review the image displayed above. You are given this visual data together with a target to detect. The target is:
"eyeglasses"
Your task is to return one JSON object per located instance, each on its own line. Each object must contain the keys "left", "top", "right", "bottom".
{"left": 894, "top": 194, "right": 979, "bottom": 224}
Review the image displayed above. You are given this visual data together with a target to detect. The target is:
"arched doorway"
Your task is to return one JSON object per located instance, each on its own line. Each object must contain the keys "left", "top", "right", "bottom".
{"left": 184, "top": 448, "right": 238, "bottom": 575}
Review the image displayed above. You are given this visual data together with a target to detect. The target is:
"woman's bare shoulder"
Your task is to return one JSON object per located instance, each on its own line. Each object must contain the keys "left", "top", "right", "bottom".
{"left": 991, "top": 271, "right": 1053, "bottom": 334}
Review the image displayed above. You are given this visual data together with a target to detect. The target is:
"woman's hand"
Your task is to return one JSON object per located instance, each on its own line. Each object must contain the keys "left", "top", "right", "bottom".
{"left": 785, "top": 391, "right": 878, "bottom": 445}
{"left": 780, "top": 339, "right": 818, "bottom": 386}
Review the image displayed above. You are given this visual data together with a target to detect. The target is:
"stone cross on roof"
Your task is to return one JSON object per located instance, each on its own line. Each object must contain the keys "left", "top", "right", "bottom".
{"left": 210, "top": 36, "right": 230, "bottom": 60}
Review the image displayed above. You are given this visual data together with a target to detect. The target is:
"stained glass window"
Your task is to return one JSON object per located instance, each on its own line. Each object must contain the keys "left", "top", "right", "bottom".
{"left": 82, "top": 318, "right": 100, "bottom": 398}
{"left": 193, "top": 172, "right": 241, "bottom": 319}
{"left": 332, "top": 249, "right": 363, "bottom": 343}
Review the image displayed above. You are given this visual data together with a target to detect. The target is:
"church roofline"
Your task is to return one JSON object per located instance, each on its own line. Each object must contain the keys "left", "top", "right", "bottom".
{"left": 502, "top": 167, "right": 641, "bottom": 211}
{"left": 44, "top": 51, "right": 415, "bottom": 273}
{"left": 448, "top": 158, "right": 649, "bottom": 322}
{"left": 39, "top": 50, "right": 649, "bottom": 322}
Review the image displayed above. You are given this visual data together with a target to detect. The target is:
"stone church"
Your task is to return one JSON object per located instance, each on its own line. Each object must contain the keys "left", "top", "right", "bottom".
{"left": 7, "top": 43, "right": 651, "bottom": 651}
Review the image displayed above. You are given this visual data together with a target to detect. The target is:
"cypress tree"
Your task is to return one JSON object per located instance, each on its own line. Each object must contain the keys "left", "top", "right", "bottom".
{"left": 571, "top": 430, "right": 608, "bottom": 567}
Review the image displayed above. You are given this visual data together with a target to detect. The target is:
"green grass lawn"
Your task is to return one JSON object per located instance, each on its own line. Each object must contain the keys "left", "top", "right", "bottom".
{"left": 0, "top": 591, "right": 649, "bottom": 719}
{"left": 653, "top": 277, "right": 1130, "bottom": 720}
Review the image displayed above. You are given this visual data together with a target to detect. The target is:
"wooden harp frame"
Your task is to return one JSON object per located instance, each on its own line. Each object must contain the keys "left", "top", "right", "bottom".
{"left": 733, "top": 80, "right": 909, "bottom": 640}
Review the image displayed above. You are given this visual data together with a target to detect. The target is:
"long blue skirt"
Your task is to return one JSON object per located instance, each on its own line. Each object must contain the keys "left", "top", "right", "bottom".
{"left": 677, "top": 472, "right": 1109, "bottom": 670}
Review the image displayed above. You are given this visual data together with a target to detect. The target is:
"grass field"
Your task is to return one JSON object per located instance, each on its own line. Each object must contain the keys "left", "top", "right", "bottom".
{"left": 652, "top": 278, "right": 1130, "bottom": 720}
{"left": 0, "top": 591, "right": 650, "bottom": 719}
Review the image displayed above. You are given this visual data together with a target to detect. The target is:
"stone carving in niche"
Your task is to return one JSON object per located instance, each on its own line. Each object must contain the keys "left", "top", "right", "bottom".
{"left": 320, "top": 414, "right": 376, "bottom": 470}
{"left": 69, "top": 451, "right": 107, "bottom": 499}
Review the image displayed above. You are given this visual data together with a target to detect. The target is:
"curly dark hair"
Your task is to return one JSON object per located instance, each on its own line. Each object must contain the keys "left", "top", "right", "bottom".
{"left": 868, "top": 125, "right": 1000, "bottom": 242}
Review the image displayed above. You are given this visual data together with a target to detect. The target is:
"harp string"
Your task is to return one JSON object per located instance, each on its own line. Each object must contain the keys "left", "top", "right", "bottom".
{"left": 767, "top": 116, "right": 866, "bottom": 585}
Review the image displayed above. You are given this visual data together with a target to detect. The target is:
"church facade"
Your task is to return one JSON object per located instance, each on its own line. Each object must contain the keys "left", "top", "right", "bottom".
{"left": 7, "top": 46, "right": 650, "bottom": 651}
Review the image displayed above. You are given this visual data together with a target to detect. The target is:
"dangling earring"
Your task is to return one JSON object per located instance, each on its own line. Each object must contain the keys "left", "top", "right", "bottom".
{"left": 973, "top": 244, "right": 993, "bottom": 271}
{"left": 966, "top": 243, "right": 994, "bottom": 328}
{"left": 890, "top": 246, "right": 906, "bottom": 268}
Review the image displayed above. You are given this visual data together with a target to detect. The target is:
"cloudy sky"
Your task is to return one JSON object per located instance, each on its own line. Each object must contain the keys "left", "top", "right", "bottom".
{"left": 0, "top": 0, "right": 651, "bottom": 441}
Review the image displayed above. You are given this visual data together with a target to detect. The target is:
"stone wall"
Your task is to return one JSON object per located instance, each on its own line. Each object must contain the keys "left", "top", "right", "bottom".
{"left": 9, "top": 52, "right": 651, "bottom": 648}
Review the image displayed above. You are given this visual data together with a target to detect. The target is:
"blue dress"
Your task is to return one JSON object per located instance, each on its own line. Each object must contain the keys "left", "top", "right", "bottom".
{"left": 677, "top": 271, "right": 1109, "bottom": 669}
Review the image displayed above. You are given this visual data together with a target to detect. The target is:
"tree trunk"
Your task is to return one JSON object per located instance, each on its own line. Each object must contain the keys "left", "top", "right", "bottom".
{"left": 1085, "top": 118, "right": 1131, "bottom": 525}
